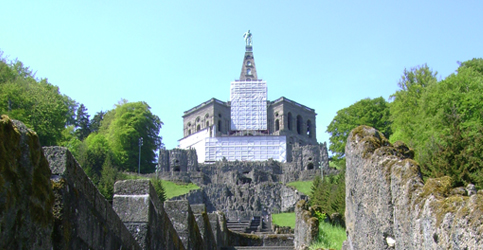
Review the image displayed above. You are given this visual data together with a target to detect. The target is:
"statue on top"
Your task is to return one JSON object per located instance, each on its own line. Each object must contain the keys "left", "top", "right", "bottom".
{"left": 243, "top": 30, "right": 252, "bottom": 47}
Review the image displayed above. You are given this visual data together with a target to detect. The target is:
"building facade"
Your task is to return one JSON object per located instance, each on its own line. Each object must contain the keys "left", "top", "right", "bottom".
{"left": 179, "top": 36, "right": 317, "bottom": 163}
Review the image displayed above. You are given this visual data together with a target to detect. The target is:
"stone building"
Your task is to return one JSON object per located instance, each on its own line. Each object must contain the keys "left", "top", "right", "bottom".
{"left": 179, "top": 33, "right": 317, "bottom": 163}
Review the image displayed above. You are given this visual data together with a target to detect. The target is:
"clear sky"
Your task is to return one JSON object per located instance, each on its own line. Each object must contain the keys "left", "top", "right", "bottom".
{"left": 1, "top": 1, "right": 482, "bottom": 150}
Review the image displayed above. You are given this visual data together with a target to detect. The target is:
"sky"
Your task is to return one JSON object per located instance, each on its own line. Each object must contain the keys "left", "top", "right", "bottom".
{"left": 1, "top": 1, "right": 482, "bottom": 150}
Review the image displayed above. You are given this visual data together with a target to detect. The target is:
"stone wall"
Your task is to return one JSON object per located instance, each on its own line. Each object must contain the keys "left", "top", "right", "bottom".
{"left": 0, "top": 116, "right": 142, "bottom": 250}
{"left": 164, "top": 200, "right": 204, "bottom": 250}
{"left": 113, "top": 179, "right": 185, "bottom": 250}
{"left": 0, "top": 117, "right": 54, "bottom": 250}
{"left": 293, "top": 200, "right": 319, "bottom": 250}
{"left": 45, "top": 147, "right": 142, "bottom": 250}
{"left": 343, "top": 125, "right": 483, "bottom": 249}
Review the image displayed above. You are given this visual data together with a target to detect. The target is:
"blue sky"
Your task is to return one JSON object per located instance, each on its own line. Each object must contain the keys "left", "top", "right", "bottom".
{"left": 1, "top": 1, "right": 482, "bottom": 150}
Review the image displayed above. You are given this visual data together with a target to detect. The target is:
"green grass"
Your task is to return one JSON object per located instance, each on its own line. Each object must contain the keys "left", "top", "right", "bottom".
{"left": 119, "top": 174, "right": 200, "bottom": 199}
{"left": 287, "top": 180, "right": 313, "bottom": 195}
{"left": 271, "top": 212, "right": 295, "bottom": 228}
{"left": 162, "top": 180, "right": 200, "bottom": 199}
{"left": 309, "top": 221, "right": 347, "bottom": 250}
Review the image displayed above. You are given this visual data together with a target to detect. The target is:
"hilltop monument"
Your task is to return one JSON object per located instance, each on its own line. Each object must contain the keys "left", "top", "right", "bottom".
{"left": 178, "top": 31, "right": 318, "bottom": 163}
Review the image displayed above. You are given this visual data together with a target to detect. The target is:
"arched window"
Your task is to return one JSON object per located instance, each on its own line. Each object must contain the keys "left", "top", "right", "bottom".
{"left": 247, "top": 61, "right": 252, "bottom": 66}
{"left": 297, "top": 115, "right": 303, "bottom": 135}
{"left": 218, "top": 120, "right": 222, "bottom": 132}
{"left": 206, "top": 121, "right": 209, "bottom": 127}
{"left": 287, "top": 113, "right": 293, "bottom": 130}
{"left": 197, "top": 125, "right": 200, "bottom": 132}
{"left": 307, "top": 163, "right": 314, "bottom": 170}
{"left": 275, "top": 119, "right": 280, "bottom": 131}
{"left": 188, "top": 129, "right": 191, "bottom": 135}
{"left": 307, "top": 120, "right": 312, "bottom": 138}
{"left": 247, "top": 69, "right": 252, "bottom": 75}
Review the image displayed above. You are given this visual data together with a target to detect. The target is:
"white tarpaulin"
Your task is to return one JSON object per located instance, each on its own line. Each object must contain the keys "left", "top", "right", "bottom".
{"left": 205, "top": 135, "right": 286, "bottom": 162}
{"left": 230, "top": 80, "right": 267, "bottom": 131}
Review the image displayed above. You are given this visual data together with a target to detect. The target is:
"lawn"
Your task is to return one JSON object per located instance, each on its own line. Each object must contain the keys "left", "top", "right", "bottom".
{"left": 119, "top": 174, "right": 199, "bottom": 200}
{"left": 271, "top": 212, "right": 295, "bottom": 228}
{"left": 287, "top": 180, "right": 313, "bottom": 195}
{"left": 309, "top": 221, "right": 347, "bottom": 250}
{"left": 162, "top": 180, "right": 200, "bottom": 199}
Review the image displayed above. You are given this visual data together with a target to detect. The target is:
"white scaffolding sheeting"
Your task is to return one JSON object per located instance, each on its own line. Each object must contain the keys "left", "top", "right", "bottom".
{"left": 230, "top": 81, "right": 267, "bottom": 131}
{"left": 205, "top": 136, "right": 286, "bottom": 162}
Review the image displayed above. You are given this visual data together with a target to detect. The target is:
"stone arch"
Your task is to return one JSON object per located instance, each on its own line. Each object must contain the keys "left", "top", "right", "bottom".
{"left": 275, "top": 119, "right": 280, "bottom": 131}
{"left": 297, "top": 115, "right": 303, "bottom": 135}
{"left": 287, "top": 112, "right": 293, "bottom": 130}
{"left": 307, "top": 120, "right": 312, "bottom": 138}
{"left": 307, "top": 163, "right": 314, "bottom": 170}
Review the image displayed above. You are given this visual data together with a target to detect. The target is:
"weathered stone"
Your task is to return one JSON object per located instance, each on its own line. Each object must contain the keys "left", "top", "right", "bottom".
{"left": 113, "top": 179, "right": 185, "bottom": 250}
{"left": 164, "top": 200, "right": 204, "bottom": 250}
{"left": 44, "top": 146, "right": 141, "bottom": 250}
{"left": 343, "top": 125, "right": 483, "bottom": 249}
{"left": 294, "top": 200, "right": 319, "bottom": 250}
{"left": 0, "top": 116, "right": 54, "bottom": 250}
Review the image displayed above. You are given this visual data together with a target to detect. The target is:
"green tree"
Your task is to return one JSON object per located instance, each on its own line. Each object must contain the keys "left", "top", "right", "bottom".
{"left": 90, "top": 111, "right": 105, "bottom": 133}
{"left": 414, "top": 59, "right": 483, "bottom": 184}
{"left": 389, "top": 64, "right": 438, "bottom": 145}
{"left": 326, "top": 97, "right": 392, "bottom": 159}
{"left": 0, "top": 55, "right": 76, "bottom": 146}
{"left": 75, "top": 103, "right": 90, "bottom": 140}
{"left": 98, "top": 154, "right": 119, "bottom": 201}
{"left": 150, "top": 178, "right": 166, "bottom": 203}
{"left": 310, "top": 171, "right": 345, "bottom": 218}
{"left": 101, "top": 101, "right": 163, "bottom": 173}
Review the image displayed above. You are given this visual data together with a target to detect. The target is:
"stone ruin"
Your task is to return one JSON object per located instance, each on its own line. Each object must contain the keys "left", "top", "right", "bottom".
{"left": 156, "top": 142, "right": 334, "bottom": 221}
{"left": 0, "top": 117, "right": 305, "bottom": 249}
{"left": 342, "top": 126, "right": 483, "bottom": 249}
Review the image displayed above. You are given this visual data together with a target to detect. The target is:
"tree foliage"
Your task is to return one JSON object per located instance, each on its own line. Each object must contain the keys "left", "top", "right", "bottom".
{"left": 75, "top": 103, "right": 90, "bottom": 141}
{"left": 310, "top": 172, "right": 345, "bottom": 218}
{"left": 100, "top": 101, "right": 163, "bottom": 173}
{"left": 326, "top": 97, "right": 391, "bottom": 159}
{"left": 389, "top": 64, "right": 438, "bottom": 145}
{"left": 0, "top": 54, "right": 75, "bottom": 146}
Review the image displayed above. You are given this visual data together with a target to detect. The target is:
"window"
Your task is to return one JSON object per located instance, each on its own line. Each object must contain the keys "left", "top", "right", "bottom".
{"left": 247, "top": 69, "right": 251, "bottom": 75}
{"left": 287, "top": 113, "right": 293, "bottom": 130}
{"left": 297, "top": 115, "right": 303, "bottom": 135}
{"left": 206, "top": 121, "right": 209, "bottom": 127}
{"left": 275, "top": 119, "right": 280, "bottom": 131}
{"left": 307, "top": 120, "right": 312, "bottom": 138}
{"left": 197, "top": 125, "right": 200, "bottom": 131}
{"left": 247, "top": 61, "right": 251, "bottom": 66}
{"left": 188, "top": 129, "right": 191, "bottom": 135}
{"left": 218, "top": 120, "right": 222, "bottom": 132}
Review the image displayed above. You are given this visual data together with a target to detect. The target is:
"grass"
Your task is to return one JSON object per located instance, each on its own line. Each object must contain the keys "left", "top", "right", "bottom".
{"left": 271, "top": 212, "right": 295, "bottom": 228}
{"left": 119, "top": 173, "right": 200, "bottom": 199}
{"left": 309, "top": 221, "right": 347, "bottom": 250}
{"left": 162, "top": 180, "right": 200, "bottom": 199}
{"left": 287, "top": 180, "right": 313, "bottom": 195}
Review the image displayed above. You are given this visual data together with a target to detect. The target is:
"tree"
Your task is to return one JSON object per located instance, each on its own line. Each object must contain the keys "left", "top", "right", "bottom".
{"left": 326, "top": 97, "right": 392, "bottom": 159}
{"left": 75, "top": 104, "right": 90, "bottom": 140}
{"left": 389, "top": 64, "right": 438, "bottom": 145}
{"left": 90, "top": 111, "right": 105, "bottom": 133}
{"left": 414, "top": 59, "right": 483, "bottom": 183}
{"left": 101, "top": 101, "right": 163, "bottom": 173}
{"left": 0, "top": 57, "right": 75, "bottom": 146}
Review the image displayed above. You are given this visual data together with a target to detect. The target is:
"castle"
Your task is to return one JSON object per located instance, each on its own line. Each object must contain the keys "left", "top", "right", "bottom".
{"left": 156, "top": 32, "right": 332, "bottom": 221}
{"left": 177, "top": 31, "right": 317, "bottom": 163}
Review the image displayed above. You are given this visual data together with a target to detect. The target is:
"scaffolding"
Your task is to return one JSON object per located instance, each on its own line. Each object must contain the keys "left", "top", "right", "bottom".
{"left": 205, "top": 135, "right": 287, "bottom": 162}
{"left": 230, "top": 80, "right": 267, "bottom": 131}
